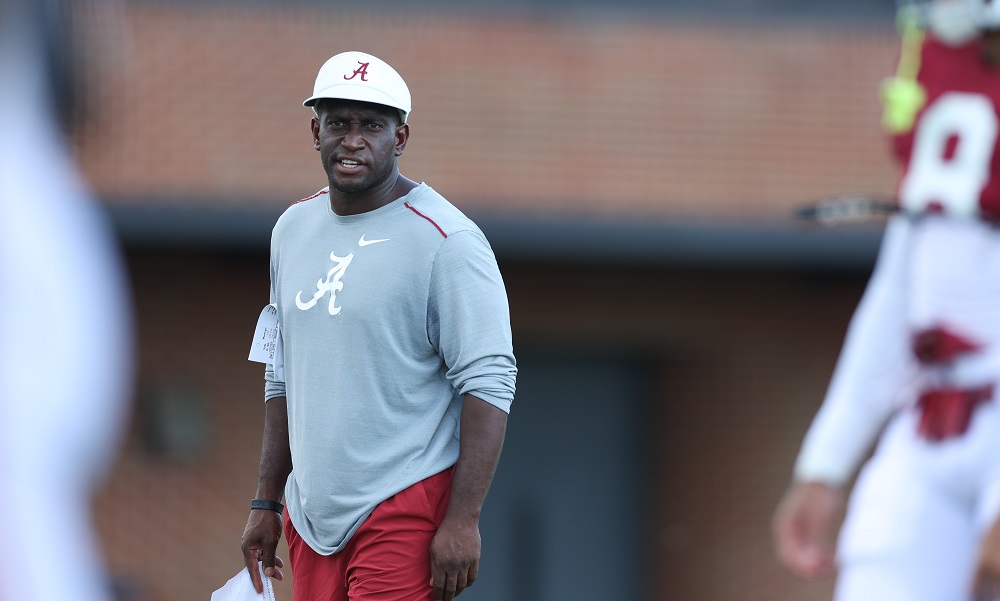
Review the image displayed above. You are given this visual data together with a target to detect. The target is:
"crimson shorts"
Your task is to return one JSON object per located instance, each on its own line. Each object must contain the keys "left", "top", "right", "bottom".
{"left": 285, "top": 466, "right": 455, "bottom": 601}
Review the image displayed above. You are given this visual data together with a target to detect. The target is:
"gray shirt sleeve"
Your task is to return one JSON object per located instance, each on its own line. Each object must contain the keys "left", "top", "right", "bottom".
{"left": 427, "top": 230, "right": 517, "bottom": 412}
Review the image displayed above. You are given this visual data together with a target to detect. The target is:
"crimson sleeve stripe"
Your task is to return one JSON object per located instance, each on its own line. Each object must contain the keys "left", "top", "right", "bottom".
{"left": 291, "top": 189, "right": 328, "bottom": 206}
{"left": 404, "top": 202, "right": 448, "bottom": 238}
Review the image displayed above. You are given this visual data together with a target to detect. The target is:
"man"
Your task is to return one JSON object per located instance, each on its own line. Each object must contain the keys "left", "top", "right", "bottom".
{"left": 773, "top": 2, "right": 1000, "bottom": 599}
{"left": 240, "top": 51, "right": 517, "bottom": 601}
{"left": 0, "top": 1, "right": 134, "bottom": 600}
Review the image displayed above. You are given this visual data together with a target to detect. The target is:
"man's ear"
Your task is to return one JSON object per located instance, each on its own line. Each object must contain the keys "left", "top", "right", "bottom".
{"left": 311, "top": 116, "right": 321, "bottom": 151}
{"left": 394, "top": 123, "right": 409, "bottom": 157}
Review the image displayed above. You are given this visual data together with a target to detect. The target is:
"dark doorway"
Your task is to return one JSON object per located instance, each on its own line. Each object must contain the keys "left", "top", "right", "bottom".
{"left": 467, "top": 351, "right": 651, "bottom": 601}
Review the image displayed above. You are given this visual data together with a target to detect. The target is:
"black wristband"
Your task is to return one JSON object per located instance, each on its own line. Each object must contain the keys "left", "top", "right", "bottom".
{"left": 250, "top": 498, "right": 284, "bottom": 514}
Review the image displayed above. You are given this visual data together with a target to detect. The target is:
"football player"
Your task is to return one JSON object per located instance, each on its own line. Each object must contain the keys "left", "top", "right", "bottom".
{"left": 774, "top": 2, "right": 1000, "bottom": 600}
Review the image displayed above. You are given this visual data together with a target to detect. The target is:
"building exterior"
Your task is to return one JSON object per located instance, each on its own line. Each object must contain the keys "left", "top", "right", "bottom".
{"left": 83, "top": 2, "right": 898, "bottom": 599}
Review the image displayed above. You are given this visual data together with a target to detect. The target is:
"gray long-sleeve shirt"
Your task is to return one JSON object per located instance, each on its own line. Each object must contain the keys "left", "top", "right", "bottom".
{"left": 264, "top": 183, "right": 516, "bottom": 555}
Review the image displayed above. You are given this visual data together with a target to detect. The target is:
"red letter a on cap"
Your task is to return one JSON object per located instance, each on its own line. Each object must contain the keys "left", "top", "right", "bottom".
{"left": 344, "top": 62, "right": 370, "bottom": 81}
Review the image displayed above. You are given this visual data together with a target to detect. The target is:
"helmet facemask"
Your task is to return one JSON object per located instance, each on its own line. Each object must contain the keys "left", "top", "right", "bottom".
{"left": 898, "top": 0, "right": 982, "bottom": 45}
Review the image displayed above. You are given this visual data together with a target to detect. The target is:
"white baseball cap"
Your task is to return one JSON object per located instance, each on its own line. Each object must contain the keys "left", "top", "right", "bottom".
{"left": 303, "top": 51, "right": 411, "bottom": 123}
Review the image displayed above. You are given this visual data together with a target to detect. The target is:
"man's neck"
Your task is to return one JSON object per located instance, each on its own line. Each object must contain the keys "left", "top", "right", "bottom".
{"left": 328, "top": 173, "right": 418, "bottom": 216}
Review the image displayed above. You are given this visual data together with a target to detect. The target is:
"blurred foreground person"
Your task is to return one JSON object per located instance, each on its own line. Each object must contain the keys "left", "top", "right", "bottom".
{"left": 0, "top": 1, "right": 133, "bottom": 600}
{"left": 774, "top": 1, "right": 1000, "bottom": 599}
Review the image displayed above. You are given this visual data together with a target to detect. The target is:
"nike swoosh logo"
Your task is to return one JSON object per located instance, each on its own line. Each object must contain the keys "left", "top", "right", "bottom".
{"left": 358, "top": 235, "right": 390, "bottom": 247}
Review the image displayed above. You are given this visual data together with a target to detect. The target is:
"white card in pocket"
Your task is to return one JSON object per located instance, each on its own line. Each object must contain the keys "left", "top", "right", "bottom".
{"left": 248, "top": 303, "right": 284, "bottom": 381}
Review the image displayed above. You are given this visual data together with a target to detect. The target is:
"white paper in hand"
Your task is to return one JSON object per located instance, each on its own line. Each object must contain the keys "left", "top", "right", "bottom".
{"left": 248, "top": 304, "right": 284, "bottom": 380}
{"left": 210, "top": 562, "right": 275, "bottom": 601}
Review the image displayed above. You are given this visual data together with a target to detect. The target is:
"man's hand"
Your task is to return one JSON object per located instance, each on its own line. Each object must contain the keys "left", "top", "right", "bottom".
{"left": 973, "top": 516, "right": 1000, "bottom": 600}
{"left": 772, "top": 480, "right": 843, "bottom": 580}
{"left": 240, "top": 509, "right": 285, "bottom": 594}
{"left": 429, "top": 516, "right": 481, "bottom": 601}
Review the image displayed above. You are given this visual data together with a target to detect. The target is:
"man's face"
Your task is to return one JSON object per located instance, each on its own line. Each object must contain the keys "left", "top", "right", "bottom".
{"left": 311, "top": 99, "right": 407, "bottom": 195}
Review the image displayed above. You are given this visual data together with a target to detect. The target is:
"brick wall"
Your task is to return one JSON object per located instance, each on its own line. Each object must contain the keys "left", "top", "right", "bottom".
{"left": 511, "top": 261, "right": 861, "bottom": 600}
{"left": 77, "top": 4, "right": 900, "bottom": 221}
